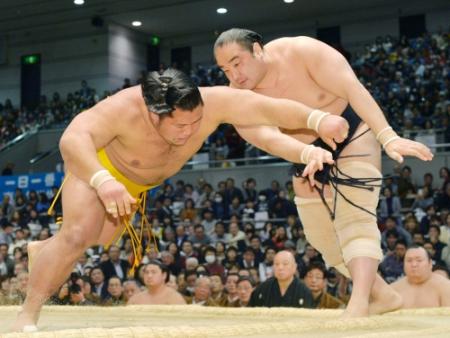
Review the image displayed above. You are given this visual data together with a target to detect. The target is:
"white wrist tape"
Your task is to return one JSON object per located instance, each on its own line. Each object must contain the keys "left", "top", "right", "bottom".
{"left": 375, "top": 126, "right": 400, "bottom": 149}
{"left": 307, "top": 110, "right": 330, "bottom": 133}
{"left": 89, "top": 170, "right": 116, "bottom": 190}
{"left": 300, "top": 145, "right": 316, "bottom": 164}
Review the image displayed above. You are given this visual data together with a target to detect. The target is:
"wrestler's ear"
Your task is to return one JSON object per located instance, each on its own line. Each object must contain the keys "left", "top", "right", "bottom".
{"left": 253, "top": 42, "right": 263, "bottom": 56}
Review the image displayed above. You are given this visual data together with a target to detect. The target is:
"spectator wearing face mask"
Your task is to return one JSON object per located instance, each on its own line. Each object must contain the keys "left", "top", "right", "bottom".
{"left": 203, "top": 246, "right": 225, "bottom": 278}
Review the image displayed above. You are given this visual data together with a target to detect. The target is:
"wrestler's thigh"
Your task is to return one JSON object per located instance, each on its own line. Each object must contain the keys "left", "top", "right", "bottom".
{"left": 59, "top": 173, "right": 106, "bottom": 244}
{"left": 293, "top": 176, "right": 333, "bottom": 199}
{"left": 340, "top": 123, "right": 381, "bottom": 170}
{"left": 96, "top": 217, "right": 124, "bottom": 246}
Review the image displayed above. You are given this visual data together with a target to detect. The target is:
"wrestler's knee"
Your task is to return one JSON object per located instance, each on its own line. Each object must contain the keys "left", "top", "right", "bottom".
{"left": 295, "top": 197, "right": 344, "bottom": 267}
{"left": 59, "top": 226, "right": 92, "bottom": 252}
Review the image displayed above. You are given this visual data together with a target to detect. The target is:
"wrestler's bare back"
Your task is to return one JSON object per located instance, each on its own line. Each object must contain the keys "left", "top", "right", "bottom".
{"left": 252, "top": 37, "right": 381, "bottom": 195}
{"left": 391, "top": 274, "right": 450, "bottom": 308}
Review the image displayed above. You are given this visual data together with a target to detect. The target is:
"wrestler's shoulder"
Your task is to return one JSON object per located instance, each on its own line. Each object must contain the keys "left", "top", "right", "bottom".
{"left": 266, "top": 36, "right": 322, "bottom": 52}
{"left": 431, "top": 273, "right": 450, "bottom": 288}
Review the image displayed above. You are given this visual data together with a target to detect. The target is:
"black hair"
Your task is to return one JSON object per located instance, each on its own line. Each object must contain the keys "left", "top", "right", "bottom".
{"left": 141, "top": 68, "right": 203, "bottom": 115}
{"left": 237, "top": 276, "right": 256, "bottom": 287}
{"left": 305, "top": 261, "right": 327, "bottom": 278}
{"left": 407, "top": 244, "right": 432, "bottom": 260}
{"left": 146, "top": 259, "right": 170, "bottom": 283}
{"left": 214, "top": 28, "right": 263, "bottom": 53}
{"left": 69, "top": 283, "right": 82, "bottom": 295}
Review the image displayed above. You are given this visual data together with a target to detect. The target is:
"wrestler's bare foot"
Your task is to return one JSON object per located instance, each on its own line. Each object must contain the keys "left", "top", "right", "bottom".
{"left": 369, "top": 287, "right": 403, "bottom": 315}
{"left": 10, "top": 310, "right": 38, "bottom": 332}
{"left": 341, "top": 299, "right": 369, "bottom": 318}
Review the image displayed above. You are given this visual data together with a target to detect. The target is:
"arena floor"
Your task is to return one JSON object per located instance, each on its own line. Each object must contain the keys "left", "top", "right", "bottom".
{"left": 1, "top": 306, "right": 450, "bottom": 338}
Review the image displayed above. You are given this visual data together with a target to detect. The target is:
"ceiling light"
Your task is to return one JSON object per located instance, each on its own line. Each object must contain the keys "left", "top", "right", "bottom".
{"left": 284, "top": 0, "right": 295, "bottom": 3}
{"left": 217, "top": 8, "right": 228, "bottom": 14}
{"left": 132, "top": 21, "right": 142, "bottom": 27}
{"left": 74, "top": 0, "right": 85, "bottom": 5}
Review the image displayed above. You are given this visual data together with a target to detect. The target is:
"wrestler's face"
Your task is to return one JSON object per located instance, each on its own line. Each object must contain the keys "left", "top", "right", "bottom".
{"left": 156, "top": 106, "right": 203, "bottom": 146}
{"left": 143, "top": 264, "right": 166, "bottom": 287}
{"left": 404, "top": 248, "right": 432, "bottom": 282}
{"left": 215, "top": 42, "right": 266, "bottom": 89}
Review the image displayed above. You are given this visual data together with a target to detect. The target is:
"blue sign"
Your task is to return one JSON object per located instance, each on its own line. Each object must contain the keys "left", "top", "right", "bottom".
{"left": 0, "top": 172, "right": 65, "bottom": 198}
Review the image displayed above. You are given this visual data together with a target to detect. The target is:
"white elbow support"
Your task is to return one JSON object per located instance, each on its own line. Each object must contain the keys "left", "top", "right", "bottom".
{"left": 300, "top": 144, "right": 316, "bottom": 164}
{"left": 376, "top": 126, "right": 400, "bottom": 149}
{"left": 307, "top": 110, "right": 330, "bottom": 133}
{"left": 89, "top": 169, "right": 116, "bottom": 190}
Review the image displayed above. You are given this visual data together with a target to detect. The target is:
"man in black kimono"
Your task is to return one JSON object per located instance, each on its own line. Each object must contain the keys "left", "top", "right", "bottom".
{"left": 248, "top": 251, "right": 313, "bottom": 308}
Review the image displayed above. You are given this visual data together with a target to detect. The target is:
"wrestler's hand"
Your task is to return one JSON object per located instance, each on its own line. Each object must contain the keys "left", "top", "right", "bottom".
{"left": 384, "top": 137, "right": 434, "bottom": 163}
{"left": 96, "top": 180, "right": 137, "bottom": 218}
{"left": 317, "top": 114, "right": 350, "bottom": 151}
{"left": 302, "top": 147, "right": 334, "bottom": 187}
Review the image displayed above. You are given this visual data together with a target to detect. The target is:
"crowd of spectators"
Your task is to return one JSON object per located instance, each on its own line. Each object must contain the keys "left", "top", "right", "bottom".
{"left": 0, "top": 162, "right": 449, "bottom": 308}
{"left": 1, "top": 30, "right": 449, "bottom": 159}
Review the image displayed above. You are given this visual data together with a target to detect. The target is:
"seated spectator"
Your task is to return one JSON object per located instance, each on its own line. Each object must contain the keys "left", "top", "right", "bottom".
{"left": 381, "top": 216, "right": 412, "bottom": 248}
{"left": 103, "top": 276, "right": 125, "bottom": 306}
{"left": 201, "top": 209, "right": 217, "bottom": 236}
{"left": 440, "top": 213, "right": 450, "bottom": 245}
{"left": 380, "top": 240, "right": 407, "bottom": 283}
{"left": 123, "top": 280, "right": 140, "bottom": 303}
{"left": 248, "top": 236, "right": 264, "bottom": 264}
{"left": 69, "top": 283, "right": 94, "bottom": 306}
{"left": 419, "top": 205, "right": 438, "bottom": 234}
{"left": 379, "top": 187, "right": 402, "bottom": 222}
{"left": 227, "top": 221, "right": 246, "bottom": 249}
{"left": 188, "top": 224, "right": 211, "bottom": 248}
{"left": 248, "top": 251, "right": 313, "bottom": 308}
{"left": 411, "top": 186, "right": 435, "bottom": 211}
{"left": 230, "top": 276, "right": 255, "bottom": 307}
{"left": 100, "top": 245, "right": 130, "bottom": 281}
{"left": 184, "top": 276, "right": 217, "bottom": 306}
{"left": 179, "top": 199, "right": 197, "bottom": 222}
{"left": 304, "top": 262, "right": 345, "bottom": 309}
{"left": 127, "top": 260, "right": 185, "bottom": 305}
{"left": 160, "top": 251, "right": 180, "bottom": 276}
{"left": 403, "top": 216, "right": 420, "bottom": 236}
{"left": 180, "top": 240, "right": 197, "bottom": 259}
{"left": 238, "top": 247, "right": 259, "bottom": 270}
{"left": 90, "top": 267, "right": 110, "bottom": 301}
{"left": 427, "top": 225, "right": 447, "bottom": 260}
{"left": 435, "top": 182, "right": 450, "bottom": 211}
{"left": 391, "top": 246, "right": 450, "bottom": 308}
{"left": 210, "top": 274, "right": 227, "bottom": 306}
{"left": 210, "top": 222, "right": 229, "bottom": 245}
{"left": 298, "top": 243, "right": 323, "bottom": 277}
{"left": 397, "top": 166, "right": 417, "bottom": 206}
{"left": 423, "top": 241, "right": 446, "bottom": 267}
{"left": 223, "top": 272, "right": 239, "bottom": 306}
{"left": 229, "top": 197, "right": 243, "bottom": 216}
{"left": 203, "top": 246, "right": 224, "bottom": 277}
{"left": 259, "top": 247, "right": 276, "bottom": 283}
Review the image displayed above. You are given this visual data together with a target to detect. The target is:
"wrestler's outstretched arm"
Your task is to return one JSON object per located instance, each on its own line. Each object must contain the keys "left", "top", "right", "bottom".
{"left": 59, "top": 92, "right": 136, "bottom": 217}
{"left": 201, "top": 86, "right": 349, "bottom": 150}
{"left": 236, "top": 125, "right": 333, "bottom": 186}
{"left": 297, "top": 36, "right": 433, "bottom": 163}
